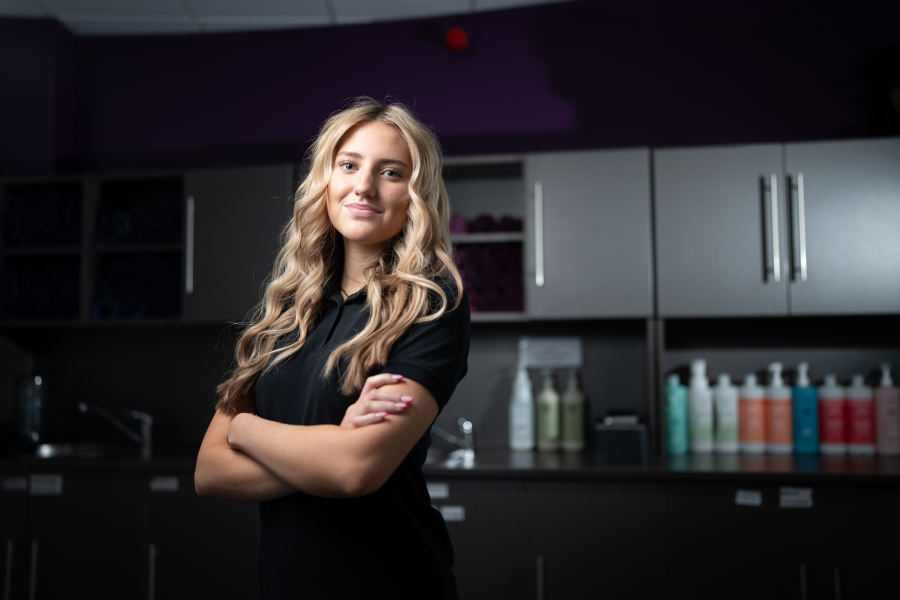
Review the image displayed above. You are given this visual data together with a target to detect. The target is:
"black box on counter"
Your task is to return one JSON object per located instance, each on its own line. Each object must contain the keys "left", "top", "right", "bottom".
{"left": 592, "top": 420, "right": 648, "bottom": 461}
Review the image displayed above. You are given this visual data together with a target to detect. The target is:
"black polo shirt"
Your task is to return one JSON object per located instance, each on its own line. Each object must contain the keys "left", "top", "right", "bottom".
{"left": 254, "top": 273, "right": 470, "bottom": 600}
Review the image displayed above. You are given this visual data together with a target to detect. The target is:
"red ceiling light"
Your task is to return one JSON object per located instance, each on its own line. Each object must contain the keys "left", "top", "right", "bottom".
{"left": 445, "top": 26, "right": 470, "bottom": 52}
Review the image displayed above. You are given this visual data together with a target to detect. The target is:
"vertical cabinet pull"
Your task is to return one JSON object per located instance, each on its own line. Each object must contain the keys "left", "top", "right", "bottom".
{"left": 769, "top": 174, "right": 781, "bottom": 283}
{"left": 185, "top": 196, "right": 196, "bottom": 294}
{"left": 28, "top": 541, "right": 37, "bottom": 600}
{"left": 799, "top": 564, "right": 807, "bottom": 600}
{"left": 795, "top": 173, "right": 808, "bottom": 282}
{"left": 536, "top": 555, "right": 545, "bottom": 600}
{"left": 833, "top": 567, "right": 842, "bottom": 600}
{"left": 148, "top": 543, "right": 157, "bottom": 600}
{"left": 534, "top": 182, "right": 545, "bottom": 287}
{"left": 4, "top": 539, "right": 12, "bottom": 600}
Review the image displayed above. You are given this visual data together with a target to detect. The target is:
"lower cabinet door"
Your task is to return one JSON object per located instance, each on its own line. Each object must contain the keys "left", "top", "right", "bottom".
{"left": 145, "top": 474, "right": 260, "bottom": 600}
{"left": 665, "top": 482, "right": 821, "bottom": 600}
{"left": 29, "top": 472, "right": 143, "bottom": 600}
{"left": 427, "top": 478, "right": 528, "bottom": 600}
{"left": 527, "top": 481, "right": 666, "bottom": 599}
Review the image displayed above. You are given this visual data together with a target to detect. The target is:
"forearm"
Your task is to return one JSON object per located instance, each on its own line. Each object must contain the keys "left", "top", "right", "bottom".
{"left": 195, "top": 409, "right": 297, "bottom": 502}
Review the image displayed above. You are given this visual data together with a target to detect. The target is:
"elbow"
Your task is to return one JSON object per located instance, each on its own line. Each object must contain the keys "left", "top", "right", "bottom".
{"left": 194, "top": 468, "right": 211, "bottom": 498}
{"left": 337, "top": 464, "right": 388, "bottom": 498}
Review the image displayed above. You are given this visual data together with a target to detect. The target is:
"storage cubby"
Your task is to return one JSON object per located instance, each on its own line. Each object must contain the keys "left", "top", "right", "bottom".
{"left": 0, "top": 182, "right": 82, "bottom": 249}
{"left": 94, "top": 177, "right": 182, "bottom": 247}
{"left": 0, "top": 255, "right": 80, "bottom": 321}
{"left": 443, "top": 158, "right": 525, "bottom": 319}
{"left": 92, "top": 251, "right": 182, "bottom": 320}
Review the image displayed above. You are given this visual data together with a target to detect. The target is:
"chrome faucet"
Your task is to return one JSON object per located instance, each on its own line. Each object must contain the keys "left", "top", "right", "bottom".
{"left": 78, "top": 402, "right": 153, "bottom": 460}
{"left": 431, "top": 417, "right": 474, "bottom": 467}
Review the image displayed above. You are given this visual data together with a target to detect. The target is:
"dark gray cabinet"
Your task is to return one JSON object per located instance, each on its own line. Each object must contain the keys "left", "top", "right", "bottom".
{"left": 654, "top": 139, "right": 900, "bottom": 317}
{"left": 527, "top": 481, "right": 665, "bottom": 600}
{"left": 183, "top": 165, "right": 293, "bottom": 323}
{"left": 524, "top": 149, "right": 654, "bottom": 319}
{"left": 654, "top": 144, "right": 789, "bottom": 317}
{"left": 145, "top": 473, "right": 259, "bottom": 600}
{"left": 784, "top": 139, "right": 900, "bottom": 316}
{"left": 1, "top": 472, "right": 29, "bottom": 600}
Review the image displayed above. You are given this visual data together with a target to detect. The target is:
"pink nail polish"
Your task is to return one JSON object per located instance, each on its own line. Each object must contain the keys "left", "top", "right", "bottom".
{"left": 401, "top": 396, "right": 414, "bottom": 402}
{"left": 392, "top": 375, "right": 404, "bottom": 380}
{"left": 377, "top": 412, "right": 388, "bottom": 417}
{"left": 395, "top": 403, "right": 408, "bottom": 410}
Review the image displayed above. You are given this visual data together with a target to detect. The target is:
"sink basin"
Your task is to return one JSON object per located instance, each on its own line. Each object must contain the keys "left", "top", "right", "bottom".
{"left": 425, "top": 447, "right": 475, "bottom": 469}
{"left": 33, "top": 442, "right": 134, "bottom": 459}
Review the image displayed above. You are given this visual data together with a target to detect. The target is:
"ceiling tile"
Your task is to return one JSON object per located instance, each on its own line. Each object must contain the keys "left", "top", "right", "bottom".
{"left": 39, "top": 0, "right": 185, "bottom": 17}
{"left": 186, "top": 0, "right": 328, "bottom": 18}
{"left": 0, "top": 0, "right": 47, "bottom": 17}
{"left": 331, "top": 0, "right": 470, "bottom": 22}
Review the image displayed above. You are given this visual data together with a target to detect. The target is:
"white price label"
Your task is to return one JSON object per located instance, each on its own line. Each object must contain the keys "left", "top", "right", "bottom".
{"left": 735, "top": 489, "right": 762, "bottom": 507}
{"left": 1, "top": 477, "right": 28, "bottom": 492}
{"left": 439, "top": 505, "right": 466, "bottom": 522}
{"left": 149, "top": 476, "right": 180, "bottom": 492}
{"left": 780, "top": 487, "right": 813, "bottom": 508}
{"left": 30, "top": 474, "right": 63, "bottom": 496}
{"left": 426, "top": 482, "right": 449, "bottom": 499}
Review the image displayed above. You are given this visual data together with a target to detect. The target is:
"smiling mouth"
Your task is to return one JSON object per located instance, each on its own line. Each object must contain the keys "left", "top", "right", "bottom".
{"left": 345, "top": 203, "right": 382, "bottom": 215}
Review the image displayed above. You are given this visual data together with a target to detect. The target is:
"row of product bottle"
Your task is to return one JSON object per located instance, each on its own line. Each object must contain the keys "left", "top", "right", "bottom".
{"left": 665, "top": 359, "right": 900, "bottom": 456}
{"left": 509, "top": 366, "right": 586, "bottom": 452}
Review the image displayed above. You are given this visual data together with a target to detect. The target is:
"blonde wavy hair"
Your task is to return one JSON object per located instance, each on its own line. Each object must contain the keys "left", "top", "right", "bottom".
{"left": 216, "top": 98, "right": 463, "bottom": 415}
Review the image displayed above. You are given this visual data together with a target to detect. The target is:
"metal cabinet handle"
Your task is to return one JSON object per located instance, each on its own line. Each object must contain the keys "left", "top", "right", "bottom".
{"left": 795, "top": 173, "right": 808, "bottom": 282}
{"left": 534, "top": 182, "right": 545, "bottom": 287}
{"left": 770, "top": 174, "right": 781, "bottom": 283}
{"left": 799, "top": 564, "right": 807, "bottom": 600}
{"left": 536, "top": 555, "right": 545, "bottom": 600}
{"left": 4, "top": 539, "right": 12, "bottom": 600}
{"left": 185, "top": 196, "right": 195, "bottom": 294}
{"left": 148, "top": 543, "right": 157, "bottom": 600}
{"left": 833, "top": 567, "right": 842, "bottom": 600}
{"left": 28, "top": 541, "right": 37, "bottom": 600}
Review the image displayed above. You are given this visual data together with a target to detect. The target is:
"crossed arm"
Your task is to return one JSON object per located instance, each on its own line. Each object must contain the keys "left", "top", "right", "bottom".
{"left": 194, "top": 374, "right": 438, "bottom": 502}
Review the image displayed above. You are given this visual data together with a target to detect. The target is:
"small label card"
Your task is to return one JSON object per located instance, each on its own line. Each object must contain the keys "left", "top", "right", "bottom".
{"left": 426, "top": 482, "right": 449, "bottom": 499}
{"left": 149, "top": 476, "right": 180, "bottom": 492}
{"left": 439, "top": 505, "right": 466, "bottom": 522}
{"left": 735, "top": 489, "right": 762, "bottom": 507}
{"left": 780, "top": 487, "right": 813, "bottom": 508}
{"left": 30, "top": 474, "right": 63, "bottom": 496}
{"left": 518, "top": 337, "right": 583, "bottom": 369}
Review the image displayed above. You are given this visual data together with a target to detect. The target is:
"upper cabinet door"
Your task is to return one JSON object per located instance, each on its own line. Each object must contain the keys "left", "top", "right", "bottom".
{"left": 654, "top": 145, "right": 789, "bottom": 317}
{"left": 784, "top": 139, "right": 900, "bottom": 316}
{"left": 524, "top": 149, "right": 653, "bottom": 318}
{"left": 183, "top": 165, "right": 293, "bottom": 323}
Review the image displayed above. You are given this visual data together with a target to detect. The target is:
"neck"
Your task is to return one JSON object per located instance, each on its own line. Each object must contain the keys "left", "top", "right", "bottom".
{"left": 342, "top": 238, "right": 387, "bottom": 285}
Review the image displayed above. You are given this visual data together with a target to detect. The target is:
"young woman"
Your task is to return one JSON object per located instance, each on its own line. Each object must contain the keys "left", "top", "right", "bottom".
{"left": 194, "top": 99, "right": 470, "bottom": 599}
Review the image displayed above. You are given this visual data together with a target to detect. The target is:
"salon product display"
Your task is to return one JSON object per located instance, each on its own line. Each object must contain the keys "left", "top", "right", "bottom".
{"left": 688, "top": 359, "right": 714, "bottom": 454}
{"left": 818, "top": 374, "right": 847, "bottom": 455}
{"left": 713, "top": 374, "right": 739, "bottom": 453}
{"left": 739, "top": 374, "right": 766, "bottom": 454}
{"left": 791, "top": 362, "right": 819, "bottom": 455}
{"left": 560, "top": 370, "right": 586, "bottom": 452}
{"left": 766, "top": 362, "right": 793, "bottom": 455}
{"left": 536, "top": 369, "right": 561, "bottom": 451}
{"left": 846, "top": 375, "right": 876, "bottom": 456}
{"left": 874, "top": 363, "right": 900, "bottom": 456}
{"left": 665, "top": 374, "right": 690, "bottom": 455}
{"left": 509, "top": 364, "right": 535, "bottom": 451}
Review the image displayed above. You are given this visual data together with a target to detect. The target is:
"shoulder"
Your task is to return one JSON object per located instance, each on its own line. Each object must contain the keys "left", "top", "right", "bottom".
{"left": 424, "top": 276, "right": 469, "bottom": 320}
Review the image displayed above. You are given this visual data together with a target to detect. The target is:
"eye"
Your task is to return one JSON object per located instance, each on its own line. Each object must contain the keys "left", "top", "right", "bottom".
{"left": 383, "top": 169, "right": 402, "bottom": 179}
{"left": 338, "top": 161, "right": 356, "bottom": 172}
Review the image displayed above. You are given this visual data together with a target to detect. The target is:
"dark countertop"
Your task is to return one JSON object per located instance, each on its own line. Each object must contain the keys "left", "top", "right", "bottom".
{"left": 3, "top": 447, "right": 899, "bottom": 487}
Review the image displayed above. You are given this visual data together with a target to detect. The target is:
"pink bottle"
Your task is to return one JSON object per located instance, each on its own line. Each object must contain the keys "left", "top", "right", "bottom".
{"left": 818, "top": 374, "right": 846, "bottom": 455}
{"left": 846, "top": 374, "right": 875, "bottom": 456}
{"left": 875, "top": 363, "right": 900, "bottom": 456}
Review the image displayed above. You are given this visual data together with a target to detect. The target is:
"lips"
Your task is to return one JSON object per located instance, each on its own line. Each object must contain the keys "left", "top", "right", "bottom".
{"left": 345, "top": 203, "right": 382, "bottom": 216}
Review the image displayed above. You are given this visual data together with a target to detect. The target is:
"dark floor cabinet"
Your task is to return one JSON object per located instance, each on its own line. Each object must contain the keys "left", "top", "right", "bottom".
{"left": 0, "top": 470, "right": 259, "bottom": 600}
{"left": 665, "top": 483, "right": 900, "bottom": 600}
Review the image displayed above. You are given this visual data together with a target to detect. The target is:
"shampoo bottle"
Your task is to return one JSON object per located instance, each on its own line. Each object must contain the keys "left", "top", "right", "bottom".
{"left": 875, "top": 363, "right": 900, "bottom": 456}
{"left": 766, "top": 362, "right": 793, "bottom": 454}
{"left": 713, "top": 374, "right": 739, "bottom": 453}
{"left": 536, "top": 369, "right": 560, "bottom": 451}
{"left": 665, "top": 374, "right": 689, "bottom": 456}
{"left": 739, "top": 374, "right": 766, "bottom": 454}
{"left": 560, "top": 370, "right": 586, "bottom": 452}
{"left": 792, "top": 362, "right": 819, "bottom": 455}
{"left": 509, "top": 365, "right": 535, "bottom": 451}
{"left": 818, "top": 374, "right": 847, "bottom": 455}
{"left": 689, "top": 359, "right": 713, "bottom": 454}
{"left": 847, "top": 374, "right": 876, "bottom": 456}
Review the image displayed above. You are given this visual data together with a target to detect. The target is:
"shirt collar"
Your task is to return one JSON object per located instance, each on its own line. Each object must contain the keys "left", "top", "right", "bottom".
{"left": 323, "top": 270, "right": 367, "bottom": 306}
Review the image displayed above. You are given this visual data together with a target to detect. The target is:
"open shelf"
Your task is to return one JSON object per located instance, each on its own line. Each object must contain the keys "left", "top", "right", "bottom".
{"left": 451, "top": 232, "right": 524, "bottom": 244}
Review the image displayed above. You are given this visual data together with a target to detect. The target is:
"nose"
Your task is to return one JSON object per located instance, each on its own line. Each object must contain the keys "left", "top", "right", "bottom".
{"left": 353, "top": 170, "right": 375, "bottom": 198}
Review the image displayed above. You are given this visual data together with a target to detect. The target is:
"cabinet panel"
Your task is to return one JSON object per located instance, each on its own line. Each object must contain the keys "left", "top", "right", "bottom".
{"left": 527, "top": 481, "right": 665, "bottom": 599}
{"left": 427, "top": 478, "right": 527, "bottom": 600}
{"left": 0, "top": 472, "right": 29, "bottom": 600}
{"left": 785, "top": 138, "right": 900, "bottom": 315}
{"left": 29, "top": 472, "right": 142, "bottom": 600}
{"left": 183, "top": 165, "right": 293, "bottom": 323}
{"left": 525, "top": 149, "right": 653, "bottom": 318}
{"left": 146, "top": 474, "right": 259, "bottom": 600}
{"left": 654, "top": 145, "right": 789, "bottom": 317}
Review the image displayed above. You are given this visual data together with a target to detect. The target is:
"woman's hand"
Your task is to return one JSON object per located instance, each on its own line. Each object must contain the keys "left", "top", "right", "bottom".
{"left": 340, "top": 373, "right": 416, "bottom": 429}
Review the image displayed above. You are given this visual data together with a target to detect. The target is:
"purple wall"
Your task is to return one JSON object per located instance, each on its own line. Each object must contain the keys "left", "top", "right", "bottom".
{"left": 2, "top": 0, "right": 899, "bottom": 176}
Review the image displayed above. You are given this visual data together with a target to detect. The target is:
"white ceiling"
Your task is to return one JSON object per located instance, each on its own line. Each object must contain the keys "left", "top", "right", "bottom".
{"left": 0, "top": 0, "right": 574, "bottom": 35}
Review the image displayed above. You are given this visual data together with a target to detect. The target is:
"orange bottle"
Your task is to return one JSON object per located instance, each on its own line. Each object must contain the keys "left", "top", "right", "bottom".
{"left": 739, "top": 374, "right": 766, "bottom": 454}
{"left": 766, "top": 362, "right": 793, "bottom": 454}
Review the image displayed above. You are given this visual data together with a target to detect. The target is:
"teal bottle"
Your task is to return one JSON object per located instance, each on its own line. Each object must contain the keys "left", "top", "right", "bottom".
{"left": 665, "top": 374, "right": 690, "bottom": 455}
{"left": 792, "top": 362, "right": 820, "bottom": 454}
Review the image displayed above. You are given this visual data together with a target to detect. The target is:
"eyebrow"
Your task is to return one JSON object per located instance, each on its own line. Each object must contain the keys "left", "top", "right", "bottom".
{"left": 337, "top": 151, "right": 409, "bottom": 169}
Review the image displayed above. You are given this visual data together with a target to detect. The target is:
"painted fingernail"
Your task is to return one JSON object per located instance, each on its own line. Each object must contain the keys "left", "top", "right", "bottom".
{"left": 377, "top": 412, "right": 388, "bottom": 418}
{"left": 395, "top": 403, "right": 408, "bottom": 410}
{"left": 392, "top": 375, "right": 404, "bottom": 380}
{"left": 401, "top": 396, "right": 414, "bottom": 402}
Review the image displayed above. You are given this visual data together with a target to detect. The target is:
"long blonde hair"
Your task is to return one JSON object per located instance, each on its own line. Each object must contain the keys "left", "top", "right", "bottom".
{"left": 216, "top": 98, "right": 463, "bottom": 415}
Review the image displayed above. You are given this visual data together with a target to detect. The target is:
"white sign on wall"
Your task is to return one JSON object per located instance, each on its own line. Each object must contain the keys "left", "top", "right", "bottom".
{"left": 518, "top": 337, "right": 583, "bottom": 369}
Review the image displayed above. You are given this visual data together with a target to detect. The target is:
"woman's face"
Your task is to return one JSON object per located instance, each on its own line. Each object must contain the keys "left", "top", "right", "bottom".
{"left": 326, "top": 121, "right": 412, "bottom": 251}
